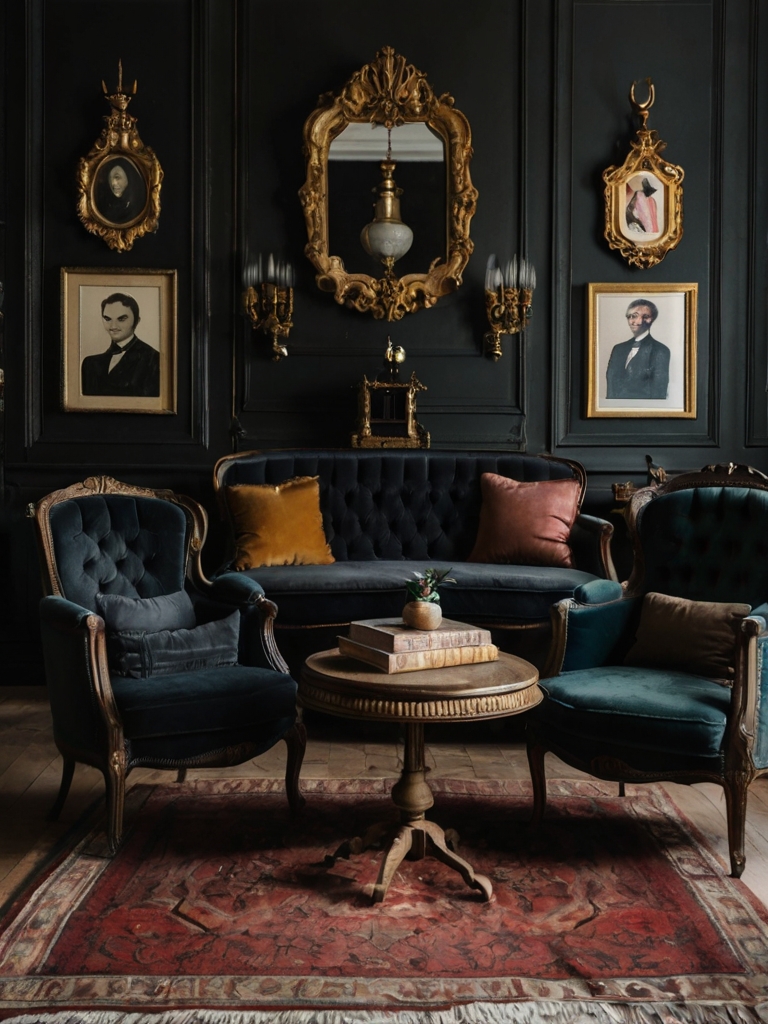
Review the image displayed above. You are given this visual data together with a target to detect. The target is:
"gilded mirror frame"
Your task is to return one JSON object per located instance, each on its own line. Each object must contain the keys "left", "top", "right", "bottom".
{"left": 299, "top": 47, "right": 477, "bottom": 321}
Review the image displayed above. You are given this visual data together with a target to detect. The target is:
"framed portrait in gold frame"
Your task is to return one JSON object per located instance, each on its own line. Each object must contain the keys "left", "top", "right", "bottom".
{"left": 76, "top": 64, "right": 162, "bottom": 253}
{"left": 603, "top": 80, "right": 684, "bottom": 270}
{"left": 61, "top": 267, "right": 177, "bottom": 414}
{"left": 586, "top": 282, "right": 697, "bottom": 419}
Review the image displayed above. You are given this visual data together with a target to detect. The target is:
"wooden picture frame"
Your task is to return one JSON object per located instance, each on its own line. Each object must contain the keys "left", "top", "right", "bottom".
{"left": 586, "top": 282, "right": 697, "bottom": 419}
{"left": 61, "top": 267, "right": 177, "bottom": 414}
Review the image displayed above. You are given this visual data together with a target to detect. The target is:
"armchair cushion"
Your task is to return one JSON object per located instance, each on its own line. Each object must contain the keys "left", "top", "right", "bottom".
{"left": 95, "top": 589, "right": 197, "bottom": 632}
{"left": 225, "top": 476, "right": 335, "bottom": 570}
{"left": 108, "top": 610, "right": 240, "bottom": 679}
{"left": 467, "top": 474, "right": 580, "bottom": 568}
{"left": 110, "top": 664, "right": 297, "bottom": 753}
{"left": 624, "top": 592, "right": 750, "bottom": 681}
{"left": 538, "top": 667, "right": 731, "bottom": 759}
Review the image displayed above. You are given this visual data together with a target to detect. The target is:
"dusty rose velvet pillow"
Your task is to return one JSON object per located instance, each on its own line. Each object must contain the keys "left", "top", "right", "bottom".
{"left": 467, "top": 474, "right": 581, "bottom": 568}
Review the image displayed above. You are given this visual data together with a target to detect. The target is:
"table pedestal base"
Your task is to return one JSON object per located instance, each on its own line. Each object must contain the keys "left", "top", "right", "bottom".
{"left": 328, "top": 722, "right": 493, "bottom": 904}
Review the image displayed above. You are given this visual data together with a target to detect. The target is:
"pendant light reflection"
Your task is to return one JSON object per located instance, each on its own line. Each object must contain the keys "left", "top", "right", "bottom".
{"left": 360, "top": 127, "right": 414, "bottom": 273}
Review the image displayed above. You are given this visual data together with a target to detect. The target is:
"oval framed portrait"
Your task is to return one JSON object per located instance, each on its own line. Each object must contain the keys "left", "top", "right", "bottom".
{"left": 91, "top": 155, "right": 149, "bottom": 228}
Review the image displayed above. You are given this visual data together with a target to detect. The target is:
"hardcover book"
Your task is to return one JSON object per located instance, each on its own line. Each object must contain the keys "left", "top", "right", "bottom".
{"left": 338, "top": 635, "right": 499, "bottom": 674}
{"left": 348, "top": 617, "right": 492, "bottom": 653}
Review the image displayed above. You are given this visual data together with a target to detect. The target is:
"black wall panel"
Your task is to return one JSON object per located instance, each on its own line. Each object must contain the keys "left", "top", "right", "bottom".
{"left": 0, "top": 0, "right": 766, "bottom": 680}
{"left": 236, "top": 0, "right": 529, "bottom": 451}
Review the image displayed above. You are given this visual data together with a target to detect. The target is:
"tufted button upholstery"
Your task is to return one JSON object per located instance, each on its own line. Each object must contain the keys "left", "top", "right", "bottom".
{"left": 49, "top": 495, "right": 188, "bottom": 610}
{"left": 639, "top": 486, "right": 768, "bottom": 605}
{"left": 220, "top": 450, "right": 574, "bottom": 564}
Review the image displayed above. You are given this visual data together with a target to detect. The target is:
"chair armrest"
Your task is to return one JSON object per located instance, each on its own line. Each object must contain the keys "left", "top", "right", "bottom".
{"left": 543, "top": 590, "right": 641, "bottom": 678}
{"left": 569, "top": 514, "right": 618, "bottom": 582}
{"left": 39, "top": 596, "right": 123, "bottom": 755}
{"left": 205, "top": 572, "right": 266, "bottom": 606}
{"left": 203, "top": 573, "right": 289, "bottom": 675}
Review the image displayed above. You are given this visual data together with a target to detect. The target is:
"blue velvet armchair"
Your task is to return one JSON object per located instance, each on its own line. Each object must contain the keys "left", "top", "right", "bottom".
{"left": 32, "top": 476, "right": 306, "bottom": 854}
{"left": 527, "top": 464, "right": 768, "bottom": 877}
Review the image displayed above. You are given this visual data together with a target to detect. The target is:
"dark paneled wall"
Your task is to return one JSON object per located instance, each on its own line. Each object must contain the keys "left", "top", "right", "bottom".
{"left": 1, "top": 0, "right": 764, "bottom": 679}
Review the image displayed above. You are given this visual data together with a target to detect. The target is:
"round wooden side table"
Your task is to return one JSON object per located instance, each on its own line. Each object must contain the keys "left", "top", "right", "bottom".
{"left": 300, "top": 649, "right": 541, "bottom": 903}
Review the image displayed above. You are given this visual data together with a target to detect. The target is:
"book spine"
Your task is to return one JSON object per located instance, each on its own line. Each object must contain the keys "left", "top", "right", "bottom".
{"left": 339, "top": 637, "right": 499, "bottom": 673}
{"left": 349, "top": 624, "right": 491, "bottom": 652}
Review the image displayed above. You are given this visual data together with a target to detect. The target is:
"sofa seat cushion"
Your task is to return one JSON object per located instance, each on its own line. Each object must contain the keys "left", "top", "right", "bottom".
{"left": 239, "top": 560, "right": 597, "bottom": 625}
{"left": 534, "top": 667, "right": 731, "bottom": 759}
{"left": 111, "top": 664, "right": 297, "bottom": 740}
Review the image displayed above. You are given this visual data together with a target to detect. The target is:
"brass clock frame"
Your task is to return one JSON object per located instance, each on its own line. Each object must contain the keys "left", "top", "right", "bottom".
{"left": 76, "top": 63, "right": 163, "bottom": 253}
{"left": 603, "top": 80, "right": 684, "bottom": 270}
{"left": 299, "top": 47, "right": 477, "bottom": 321}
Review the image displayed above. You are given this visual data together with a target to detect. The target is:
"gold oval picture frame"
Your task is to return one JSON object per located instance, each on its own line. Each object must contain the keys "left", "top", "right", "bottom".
{"left": 76, "top": 63, "right": 163, "bottom": 253}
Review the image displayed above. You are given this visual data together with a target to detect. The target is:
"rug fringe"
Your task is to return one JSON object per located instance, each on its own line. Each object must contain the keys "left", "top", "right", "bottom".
{"left": 2, "top": 1001, "right": 766, "bottom": 1024}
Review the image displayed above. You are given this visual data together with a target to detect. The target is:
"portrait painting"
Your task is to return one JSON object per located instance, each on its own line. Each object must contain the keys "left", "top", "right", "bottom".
{"left": 61, "top": 268, "right": 177, "bottom": 414}
{"left": 586, "top": 282, "right": 697, "bottom": 419}
{"left": 91, "top": 155, "right": 149, "bottom": 227}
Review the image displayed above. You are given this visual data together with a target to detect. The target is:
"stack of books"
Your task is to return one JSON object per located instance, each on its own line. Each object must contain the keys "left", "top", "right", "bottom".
{"left": 338, "top": 616, "right": 498, "bottom": 674}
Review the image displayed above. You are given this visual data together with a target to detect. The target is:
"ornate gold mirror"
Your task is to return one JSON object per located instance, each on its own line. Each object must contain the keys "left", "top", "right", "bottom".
{"left": 299, "top": 47, "right": 477, "bottom": 321}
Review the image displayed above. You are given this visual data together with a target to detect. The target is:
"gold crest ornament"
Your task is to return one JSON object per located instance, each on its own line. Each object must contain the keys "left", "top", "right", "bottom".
{"left": 76, "top": 61, "right": 163, "bottom": 252}
{"left": 603, "top": 80, "right": 684, "bottom": 270}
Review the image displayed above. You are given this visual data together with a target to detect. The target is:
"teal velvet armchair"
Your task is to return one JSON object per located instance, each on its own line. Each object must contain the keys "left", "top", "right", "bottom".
{"left": 526, "top": 464, "right": 768, "bottom": 877}
{"left": 32, "top": 476, "right": 306, "bottom": 854}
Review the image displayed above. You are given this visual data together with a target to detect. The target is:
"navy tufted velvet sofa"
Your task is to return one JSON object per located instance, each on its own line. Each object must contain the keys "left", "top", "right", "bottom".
{"left": 213, "top": 449, "right": 617, "bottom": 671}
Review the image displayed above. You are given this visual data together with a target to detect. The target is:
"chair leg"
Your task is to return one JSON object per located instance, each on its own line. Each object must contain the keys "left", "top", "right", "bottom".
{"left": 526, "top": 736, "right": 548, "bottom": 828}
{"left": 47, "top": 758, "right": 76, "bottom": 821}
{"left": 104, "top": 752, "right": 127, "bottom": 855}
{"left": 723, "top": 772, "right": 750, "bottom": 878}
{"left": 283, "top": 721, "right": 307, "bottom": 812}
{"left": 176, "top": 768, "right": 187, "bottom": 783}
{"left": 618, "top": 782, "right": 626, "bottom": 797}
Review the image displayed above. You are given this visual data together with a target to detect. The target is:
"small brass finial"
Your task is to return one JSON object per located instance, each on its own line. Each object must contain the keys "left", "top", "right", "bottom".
{"left": 385, "top": 336, "right": 406, "bottom": 365}
{"left": 629, "top": 78, "right": 655, "bottom": 128}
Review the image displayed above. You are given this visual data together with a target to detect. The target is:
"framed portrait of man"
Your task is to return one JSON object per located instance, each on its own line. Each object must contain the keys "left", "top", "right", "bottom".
{"left": 61, "top": 268, "right": 177, "bottom": 414}
{"left": 586, "top": 282, "right": 697, "bottom": 419}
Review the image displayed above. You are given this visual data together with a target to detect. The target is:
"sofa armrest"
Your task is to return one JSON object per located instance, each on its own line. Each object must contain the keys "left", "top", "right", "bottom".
{"left": 569, "top": 513, "right": 618, "bottom": 582}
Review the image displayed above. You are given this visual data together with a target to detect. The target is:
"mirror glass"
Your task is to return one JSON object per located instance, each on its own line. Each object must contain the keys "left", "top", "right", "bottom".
{"left": 328, "top": 122, "right": 446, "bottom": 278}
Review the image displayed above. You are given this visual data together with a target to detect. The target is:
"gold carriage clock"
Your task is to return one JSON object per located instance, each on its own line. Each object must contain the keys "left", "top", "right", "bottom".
{"left": 351, "top": 340, "right": 430, "bottom": 449}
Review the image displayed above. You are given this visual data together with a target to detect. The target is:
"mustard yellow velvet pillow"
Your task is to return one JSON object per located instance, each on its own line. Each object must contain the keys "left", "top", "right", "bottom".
{"left": 225, "top": 476, "right": 335, "bottom": 570}
{"left": 467, "top": 474, "right": 581, "bottom": 568}
{"left": 623, "top": 592, "right": 751, "bottom": 682}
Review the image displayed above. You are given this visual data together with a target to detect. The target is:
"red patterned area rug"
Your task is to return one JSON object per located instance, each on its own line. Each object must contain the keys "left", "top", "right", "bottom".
{"left": 1, "top": 778, "right": 768, "bottom": 1024}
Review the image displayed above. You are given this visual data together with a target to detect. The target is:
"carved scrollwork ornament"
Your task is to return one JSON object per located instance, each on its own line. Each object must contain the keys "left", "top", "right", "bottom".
{"left": 299, "top": 47, "right": 477, "bottom": 321}
{"left": 76, "top": 61, "right": 163, "bottom": 253}
{"left": 603, "top": 79, "right": 684, "bottom": 269}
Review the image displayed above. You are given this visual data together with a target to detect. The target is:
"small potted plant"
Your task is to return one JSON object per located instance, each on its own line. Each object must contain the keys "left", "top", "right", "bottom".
{"left": 402, "top": 567, "right": 456, "bottom": 630}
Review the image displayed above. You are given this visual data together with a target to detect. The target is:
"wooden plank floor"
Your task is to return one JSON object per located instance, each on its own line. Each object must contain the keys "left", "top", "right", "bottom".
{"left": 3, "top": 685, "right": 768, "bottom": 913}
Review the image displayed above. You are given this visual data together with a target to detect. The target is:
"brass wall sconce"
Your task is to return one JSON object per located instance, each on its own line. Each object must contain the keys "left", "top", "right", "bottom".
{"left": 242, "top": 254, "right": 295, "bottom": 361}
{"left": 483, "top": 254, "right": 536, "bottom": 360}
{"left": 351, "top": 339, "right": 430, "bottom": 449}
